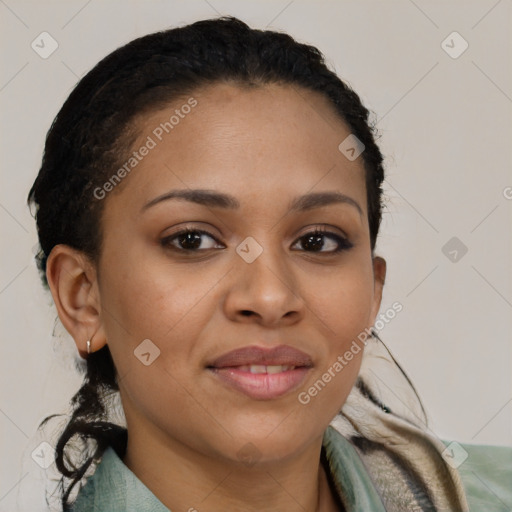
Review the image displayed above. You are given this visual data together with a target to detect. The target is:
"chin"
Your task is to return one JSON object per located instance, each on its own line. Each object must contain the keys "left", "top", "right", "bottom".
{"left": 214, "top": 415, "right": 321, "bottom": 466}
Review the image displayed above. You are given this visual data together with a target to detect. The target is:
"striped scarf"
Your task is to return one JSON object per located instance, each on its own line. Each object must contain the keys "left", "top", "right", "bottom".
{"left": 330, "top": 332, "right": 470, "bottom": 511}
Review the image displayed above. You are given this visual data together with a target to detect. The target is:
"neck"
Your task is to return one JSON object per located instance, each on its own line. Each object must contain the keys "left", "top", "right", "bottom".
{"left": 122, "top": 420, "right": 340, "bottom": 512}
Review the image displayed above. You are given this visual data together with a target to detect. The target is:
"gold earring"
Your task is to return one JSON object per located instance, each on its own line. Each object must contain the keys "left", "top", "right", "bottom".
{"left": 86, "top": 340, "right": 91, "bottom": 354}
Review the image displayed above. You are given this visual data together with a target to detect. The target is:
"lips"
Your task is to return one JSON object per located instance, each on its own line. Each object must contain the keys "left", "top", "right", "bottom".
{"left": 207, "top": 345, "right": 313, "bottom": 400}
{"left": 208, "top": 345, "right": 313, "bottom": 368}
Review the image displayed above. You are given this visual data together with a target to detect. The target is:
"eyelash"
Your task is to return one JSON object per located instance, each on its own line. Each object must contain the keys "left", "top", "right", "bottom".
{"left": 160, "top": 226, "right": 353, "bottom": 255}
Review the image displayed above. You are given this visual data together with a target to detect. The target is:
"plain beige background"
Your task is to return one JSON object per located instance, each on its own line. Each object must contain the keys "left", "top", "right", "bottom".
{"left": 1, "top": 1, "right": 511, "bottom": 510}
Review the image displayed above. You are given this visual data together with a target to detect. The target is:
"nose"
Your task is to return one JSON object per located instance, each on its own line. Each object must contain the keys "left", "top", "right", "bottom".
{"left": 222, "top": 243, "right": 305, "bottom": 328}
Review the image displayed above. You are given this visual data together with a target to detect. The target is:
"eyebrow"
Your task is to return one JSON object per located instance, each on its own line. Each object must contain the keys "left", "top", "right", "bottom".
{"left": 141, "top": 189, "right": 363, "bottom": 217}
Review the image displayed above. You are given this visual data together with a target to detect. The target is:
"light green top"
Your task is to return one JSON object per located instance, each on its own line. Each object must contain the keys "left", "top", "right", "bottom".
{"left": 70, "top": 426, "right": 512, "bottom": 511}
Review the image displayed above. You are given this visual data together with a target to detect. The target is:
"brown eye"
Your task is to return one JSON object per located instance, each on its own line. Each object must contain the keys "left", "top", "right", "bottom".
{"left": 161, "top": 229, "right": 224, "bottom": 252}
{"left": 292, "top": 228, "right": 353, "bottom": 253}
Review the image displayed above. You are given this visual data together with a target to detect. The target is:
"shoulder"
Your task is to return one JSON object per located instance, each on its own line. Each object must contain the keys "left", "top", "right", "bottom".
{"left": 69, "top": 447, "right": 169, "bottom": 512}
{"left": 445, "top": 441, "right": 512, "bottom": 511}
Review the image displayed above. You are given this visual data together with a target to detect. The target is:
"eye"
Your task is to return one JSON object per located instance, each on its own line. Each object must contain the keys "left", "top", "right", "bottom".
{"left": 161, "top": 228, "right": 224, "bottom": 252}
{"left": 292, "top": 227, "right": 353, "bottom": 254}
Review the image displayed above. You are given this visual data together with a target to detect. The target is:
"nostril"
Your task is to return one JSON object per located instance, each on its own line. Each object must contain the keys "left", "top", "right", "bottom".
{"left": 241, "top": 310, "right": 253, "bottom": 316}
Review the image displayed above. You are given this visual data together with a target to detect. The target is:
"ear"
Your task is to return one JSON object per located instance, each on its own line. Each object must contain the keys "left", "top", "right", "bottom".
{"left": 370, "top": 256, "right": 386, "bottom": 322}
{"left": 45, "top": 244, "right": 107, "bottom": 359}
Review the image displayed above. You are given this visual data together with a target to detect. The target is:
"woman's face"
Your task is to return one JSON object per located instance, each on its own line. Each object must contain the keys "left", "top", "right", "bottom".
{"left": 95, "top": 82, "right": 385, "bottom": 464}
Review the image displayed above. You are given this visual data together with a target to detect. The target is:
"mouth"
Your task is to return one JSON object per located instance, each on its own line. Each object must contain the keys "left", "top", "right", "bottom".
{"left": 206, "top": 345, "right": 313, "bottom": 400}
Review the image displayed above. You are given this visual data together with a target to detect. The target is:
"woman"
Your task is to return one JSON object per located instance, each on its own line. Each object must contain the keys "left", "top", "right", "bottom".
{"left": 28, "top": 16, "right": 511, "bottom": 512}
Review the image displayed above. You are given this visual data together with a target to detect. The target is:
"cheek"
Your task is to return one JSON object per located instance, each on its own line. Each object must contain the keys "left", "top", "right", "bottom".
{"left": 312, "top": 262, "right": 375, "bottom": 344}
{"left": 97, "top": 262, "right": 221, "bottom": 439}
{"left": 97, "top": 254, "right": 216, "bottom": 377}
{"left": 292, "top": 260, "right": 374, "bottom": 414}
{"left": 102, "top": 237, "right": 218, "bottom": 328}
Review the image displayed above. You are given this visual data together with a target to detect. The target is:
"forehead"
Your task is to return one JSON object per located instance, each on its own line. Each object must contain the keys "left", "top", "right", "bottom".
{"left": 107, "top": 82, "right": 367, "bottom": 216}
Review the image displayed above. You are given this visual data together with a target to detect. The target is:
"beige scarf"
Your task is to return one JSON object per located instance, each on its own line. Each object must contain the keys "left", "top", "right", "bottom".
{"left": 330, "top": 333, "right": 470, "bottom": 511}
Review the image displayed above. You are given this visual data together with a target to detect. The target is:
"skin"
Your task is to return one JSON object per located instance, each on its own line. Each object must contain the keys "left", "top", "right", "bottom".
{"left": 47, "top": 82, "right": 386, "bottom": 511}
